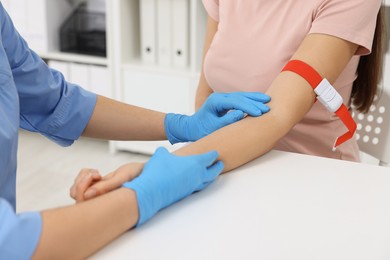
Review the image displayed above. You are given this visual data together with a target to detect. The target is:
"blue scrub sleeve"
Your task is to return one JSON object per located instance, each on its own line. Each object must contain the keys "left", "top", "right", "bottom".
{"left": 0, "top": 199, "right": 42, "bottom": 259}
{"left": 0, "top": 4, "right": 97, "bottom": 147}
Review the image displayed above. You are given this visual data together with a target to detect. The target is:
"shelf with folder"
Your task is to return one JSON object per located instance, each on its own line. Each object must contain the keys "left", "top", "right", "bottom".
{"left": 108, "top": 0, "right": 206, "bottom": 70}
{"left": 108, "top": 0, "right": 207, "bottom": 154}
{"left": 138, "top": 0, "right": 191, "bottom": 69}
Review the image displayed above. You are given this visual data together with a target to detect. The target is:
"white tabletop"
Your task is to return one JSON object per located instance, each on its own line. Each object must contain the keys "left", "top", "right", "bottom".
{"left": 93, "top": 151, "right": 390, "bottom": 260}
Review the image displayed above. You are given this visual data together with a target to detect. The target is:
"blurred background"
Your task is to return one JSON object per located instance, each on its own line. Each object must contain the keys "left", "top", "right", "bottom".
{"left": 1, "top": 0, "right": 389, "bottom": 213}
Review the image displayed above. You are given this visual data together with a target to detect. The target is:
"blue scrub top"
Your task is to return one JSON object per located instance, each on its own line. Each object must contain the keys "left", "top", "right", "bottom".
{"left": 0, "top": 3, "right": 97, "bottom": 258}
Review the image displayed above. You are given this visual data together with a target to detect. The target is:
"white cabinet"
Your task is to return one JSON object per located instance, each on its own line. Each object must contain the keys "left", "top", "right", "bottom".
{"left": 90, "top": 65, "right": 111, "bottom": 97}
{"left": 48, "top": 60, "right": 111, "bottom": 97}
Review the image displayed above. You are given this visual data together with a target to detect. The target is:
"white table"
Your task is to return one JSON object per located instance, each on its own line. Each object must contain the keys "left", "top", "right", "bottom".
{"left": 93, "top": 151, "right": 390, "bottom": 260}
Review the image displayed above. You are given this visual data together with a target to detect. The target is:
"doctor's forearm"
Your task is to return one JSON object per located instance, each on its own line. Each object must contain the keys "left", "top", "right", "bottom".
{"left": 83, "top": 95, "right": 167, "bottom": 141}
{"left": 33, "top": 188, "right": 138, "bottom": 260}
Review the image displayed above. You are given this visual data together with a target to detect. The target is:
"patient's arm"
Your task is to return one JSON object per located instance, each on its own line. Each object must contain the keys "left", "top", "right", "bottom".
{"left": 175, "top": 16, "right": 358, "bottom": 172}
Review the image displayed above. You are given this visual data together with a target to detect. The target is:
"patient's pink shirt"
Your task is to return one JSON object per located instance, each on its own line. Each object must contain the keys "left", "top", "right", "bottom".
{"left": 202, "top": 0, "right": 381, "bottom": 161}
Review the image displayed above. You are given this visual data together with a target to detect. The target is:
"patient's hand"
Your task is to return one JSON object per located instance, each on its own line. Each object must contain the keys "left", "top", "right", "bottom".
{"left": 70, "top": 162, "right": 144, "bottom": 203}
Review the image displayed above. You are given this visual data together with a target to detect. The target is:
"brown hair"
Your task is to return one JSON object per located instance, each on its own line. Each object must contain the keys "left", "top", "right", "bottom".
{"left": 351, "top": 5, "right": 385, "bottom": 113}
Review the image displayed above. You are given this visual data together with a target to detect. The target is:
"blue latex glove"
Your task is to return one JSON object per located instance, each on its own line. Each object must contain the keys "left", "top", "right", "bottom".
{"left": 165, "top": 92, "right": 271, "bottom": 144}
{"left": 123, "top": 147, "right": 223, "bottom": 226}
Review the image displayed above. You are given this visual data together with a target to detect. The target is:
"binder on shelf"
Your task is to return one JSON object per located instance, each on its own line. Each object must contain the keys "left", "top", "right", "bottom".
{"left": 157, "top": 0, "right": 172, "bottom": 67}
{"left": 140, "top": 0, "right": 157, "bottom": 64}
{"left": 172, "top": 0, "right": 190, "bottom": 68}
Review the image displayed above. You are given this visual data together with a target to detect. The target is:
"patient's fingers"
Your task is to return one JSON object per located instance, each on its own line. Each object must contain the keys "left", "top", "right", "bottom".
{"left": 82, "top": 163, "right": 144, "bottom": 201}
{"left": 70, "top": 169, "right": 101, "bottom": 201}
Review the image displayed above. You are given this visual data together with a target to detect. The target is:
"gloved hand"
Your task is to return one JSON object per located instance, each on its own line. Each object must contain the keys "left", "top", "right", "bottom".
{"left": 165, "top": 92, "right": 271, "bottom": 144}
{"left": 123, "top": 147, "right": 223, "bottom": 226}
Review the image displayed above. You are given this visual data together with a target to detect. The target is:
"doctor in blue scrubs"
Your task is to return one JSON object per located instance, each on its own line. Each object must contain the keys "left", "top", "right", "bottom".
{"left": 0, "top": 3, "right": 271, "bottom": 259}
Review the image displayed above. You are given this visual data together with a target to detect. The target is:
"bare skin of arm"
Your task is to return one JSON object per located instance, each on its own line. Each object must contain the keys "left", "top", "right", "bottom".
{"left": 82, "top": 96, "right": 167, "bottom": 141}
{"left": 33, "top": 187, "right": 139, "bottom": 260}
{"left": 175, "top": 16, "right": 358, "bottom": 172}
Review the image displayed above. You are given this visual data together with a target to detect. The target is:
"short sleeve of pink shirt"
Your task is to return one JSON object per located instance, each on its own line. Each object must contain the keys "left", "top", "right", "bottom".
{"left": 310, "top": 0, "right": 381, "bottom": 55}
{"left": 202, "top": 0, "right": 380, "bottom": 55}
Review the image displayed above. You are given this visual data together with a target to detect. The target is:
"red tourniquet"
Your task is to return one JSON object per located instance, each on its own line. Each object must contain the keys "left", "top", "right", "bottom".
{"left": 282, "top": 60, "right": 357, "bottom": 150}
